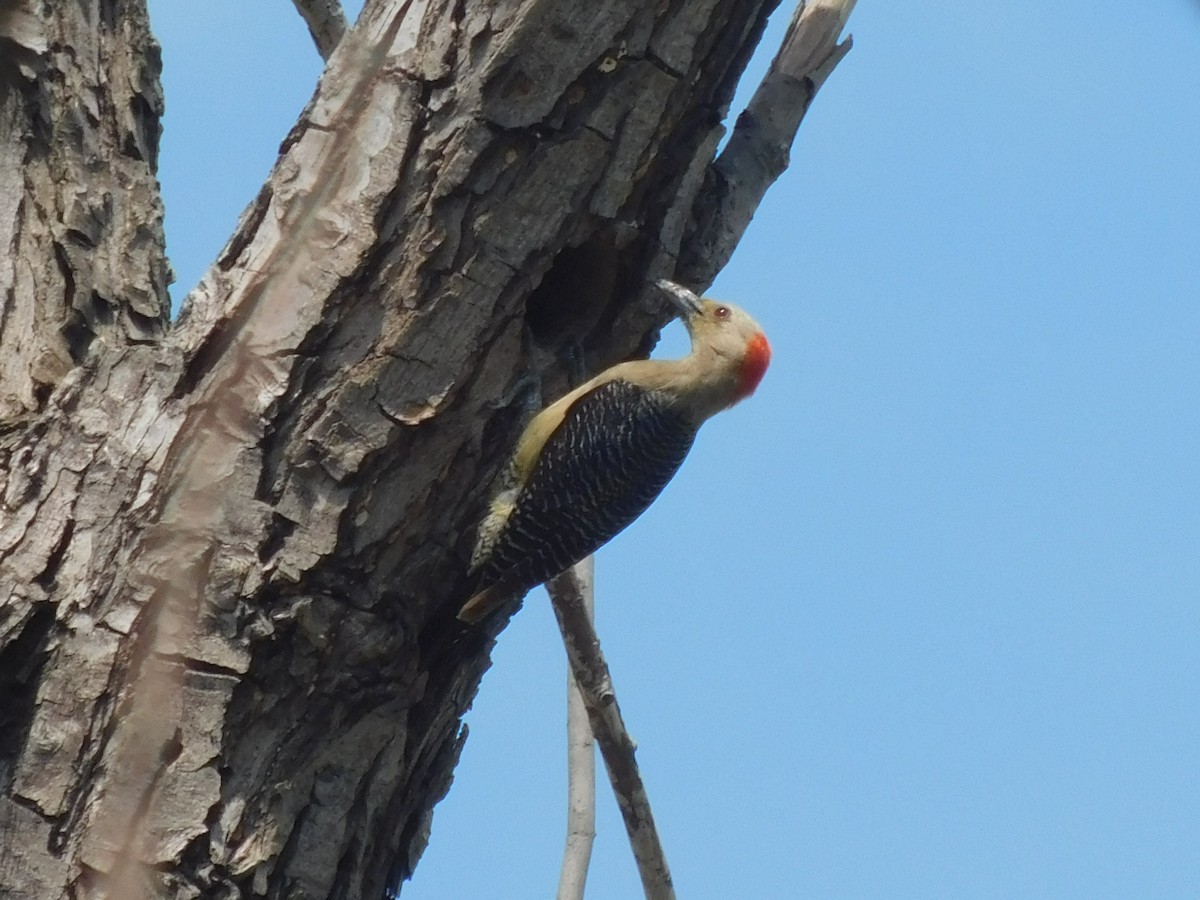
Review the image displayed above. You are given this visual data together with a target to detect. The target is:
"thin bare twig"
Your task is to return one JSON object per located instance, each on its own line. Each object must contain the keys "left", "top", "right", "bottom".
{"left": 680, "top": 0, "right": 857, "bottom": 287}
{"left": 547, "top": 567, "right": 675, "bottom": 900}
{"left": 555, "top": 556, "right": 597, "bottom": 900}
{"left": 290, "top": 0, "right": 348, "bottom": 60}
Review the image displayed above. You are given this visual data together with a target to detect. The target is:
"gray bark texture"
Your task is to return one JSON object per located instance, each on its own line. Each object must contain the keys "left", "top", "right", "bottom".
{"left": 0, "top": 0, "right": 848, "bottom": 896}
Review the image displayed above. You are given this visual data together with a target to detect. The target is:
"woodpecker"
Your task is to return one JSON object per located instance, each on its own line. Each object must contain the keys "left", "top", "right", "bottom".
{"left": 457, "top": 280, "right": 771, "bottom": 624}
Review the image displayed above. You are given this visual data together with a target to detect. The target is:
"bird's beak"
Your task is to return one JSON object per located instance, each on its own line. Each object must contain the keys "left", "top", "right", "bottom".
{"left": 655, "top": 279, "right": 703, "bottom": 320}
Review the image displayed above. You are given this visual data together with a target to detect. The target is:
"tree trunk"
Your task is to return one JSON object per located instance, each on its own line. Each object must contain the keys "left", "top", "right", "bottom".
{"left": 0, "top": 0, "right": 837, "bottom": 896}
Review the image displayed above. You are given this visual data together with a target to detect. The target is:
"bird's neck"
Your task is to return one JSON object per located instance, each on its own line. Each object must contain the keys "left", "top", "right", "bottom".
{"left": 647, "top": 350, "right": 751, "bottom": 425}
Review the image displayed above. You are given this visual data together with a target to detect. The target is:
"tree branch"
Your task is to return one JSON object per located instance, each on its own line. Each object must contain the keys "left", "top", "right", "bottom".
{"left": 680, "top": 0, "right": 856, "bottom": 287}
{"left": 290, "top": 0, "right": 348, "bottom": 60}
{"left": 555, "top": 556, "right": 597, "bottom": 900}
{"left": 547, "top": 567, "right": 675, "bottom": 900}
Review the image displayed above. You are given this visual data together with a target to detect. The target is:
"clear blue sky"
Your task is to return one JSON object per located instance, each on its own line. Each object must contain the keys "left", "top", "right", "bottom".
{"left": 151, "top": 2, "right": 1200, "bottom": 897}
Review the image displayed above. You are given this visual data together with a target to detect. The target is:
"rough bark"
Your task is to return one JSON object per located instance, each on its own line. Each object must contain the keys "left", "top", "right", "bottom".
{"left": 0, "top": 0, "right": 847, "bottom": 897}
{"left": 0, "top": 0, "right": 169, "bottom": 428}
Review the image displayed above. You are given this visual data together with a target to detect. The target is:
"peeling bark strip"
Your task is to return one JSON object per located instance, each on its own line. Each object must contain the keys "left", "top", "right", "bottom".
{"left": 0, "top": 1, "right": 852, "bottom": 898}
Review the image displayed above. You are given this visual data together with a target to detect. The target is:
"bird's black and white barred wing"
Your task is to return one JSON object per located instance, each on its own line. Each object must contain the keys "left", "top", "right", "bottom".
{"left": 462, "top": 379, "right": 696, "bottom": 620}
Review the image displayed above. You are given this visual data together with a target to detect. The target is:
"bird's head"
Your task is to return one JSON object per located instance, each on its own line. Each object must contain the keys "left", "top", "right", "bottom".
{"left": 656, "top": 280, "right": 771, "bottom": 404}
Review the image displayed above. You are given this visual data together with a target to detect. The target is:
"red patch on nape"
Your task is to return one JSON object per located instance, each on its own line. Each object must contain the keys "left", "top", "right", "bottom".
{"left": 737, "top": 332, "right": 771, "bottom": 399}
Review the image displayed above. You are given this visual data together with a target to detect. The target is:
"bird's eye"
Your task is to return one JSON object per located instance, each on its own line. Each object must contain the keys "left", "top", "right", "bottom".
{"left": 714, "top": 305, "right": 731, "bottom": 320}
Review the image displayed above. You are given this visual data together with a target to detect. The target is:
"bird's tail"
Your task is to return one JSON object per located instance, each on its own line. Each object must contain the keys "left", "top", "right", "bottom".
{"left": 456, "top": 583, "right": 511, "bottom": 624}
